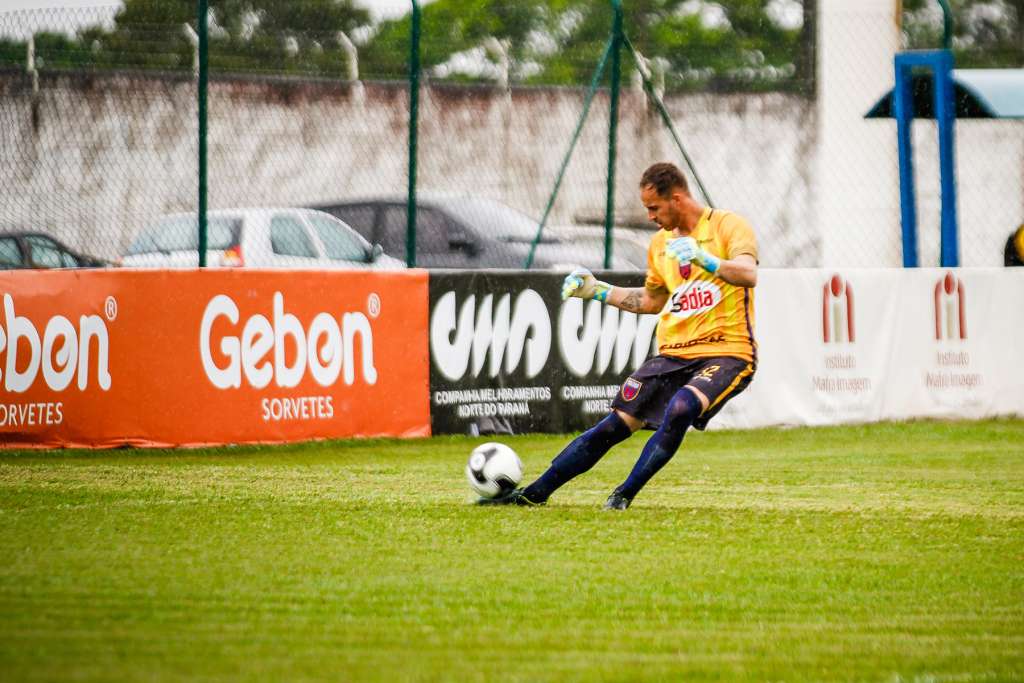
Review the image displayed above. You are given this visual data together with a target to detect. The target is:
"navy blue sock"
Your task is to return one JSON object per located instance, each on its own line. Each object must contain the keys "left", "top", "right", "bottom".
{"left": 524, "top": 412, "right": 633, "bottom": 502}
{"left": 616, "top": 389, "right": 702, "bottom": 501}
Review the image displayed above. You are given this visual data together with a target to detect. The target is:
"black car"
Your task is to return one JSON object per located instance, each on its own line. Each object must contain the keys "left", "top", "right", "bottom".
{"left": 307, "top": 196, "right": 648, "bottom": 270}
{"left": 0, "top": 231, "right": 109, "bottom": 270}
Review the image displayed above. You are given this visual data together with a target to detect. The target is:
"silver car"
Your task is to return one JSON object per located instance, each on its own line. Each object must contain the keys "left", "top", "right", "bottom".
{"left": 121, "top": 208, "right": 403, "bottom": 269}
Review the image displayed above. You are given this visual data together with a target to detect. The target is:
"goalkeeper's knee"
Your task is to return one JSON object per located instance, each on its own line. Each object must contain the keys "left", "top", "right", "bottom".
{"left": 661, "top": 388, "right": 702, "bottom": 435}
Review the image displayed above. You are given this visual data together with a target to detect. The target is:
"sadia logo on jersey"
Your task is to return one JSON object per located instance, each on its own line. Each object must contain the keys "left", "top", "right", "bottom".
{"left": 668, "top": 281, "right": 721, "bottom": 319}
{"left": 934, "top": 272, "right": 966, "bottom": 340}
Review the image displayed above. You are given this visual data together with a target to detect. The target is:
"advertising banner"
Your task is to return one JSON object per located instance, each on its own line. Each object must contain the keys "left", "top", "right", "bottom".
{"left": 711, "top": 268, "right": 1024, "bottom": 429}
{"left": 3, "top": 266, "right": 1020, "bottom": 448}
{"left": 428, "top": 271, "right": 654, "bottom": 435}
{"left": 0, "top": 269, "right": 430, "bottom": 448}
{"left": 429, "top": 268, "right": 1024, "bottom": 435}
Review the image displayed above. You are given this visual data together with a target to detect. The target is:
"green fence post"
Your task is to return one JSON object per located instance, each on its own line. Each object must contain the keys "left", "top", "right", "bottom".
{"left": 936, "top": 0, "right": 953, "bottom": 50}
{"left": 604, "top": 0, "right": 623, "bottom": 269}
{"left": 406, "top": 1, "right": 421, "bottom": 268}
{"left": 197, "top": 0, "right": 208, "bottom": 267}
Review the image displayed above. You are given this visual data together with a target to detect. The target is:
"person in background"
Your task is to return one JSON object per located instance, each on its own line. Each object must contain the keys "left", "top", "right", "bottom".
{"left": 1004, "top": 223, "right": 1024, "bottom": 267}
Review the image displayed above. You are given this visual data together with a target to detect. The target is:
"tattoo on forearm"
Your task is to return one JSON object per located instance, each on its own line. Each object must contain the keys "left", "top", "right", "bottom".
{"left": 619, "top": 290, "right": 644, "bottom": 312}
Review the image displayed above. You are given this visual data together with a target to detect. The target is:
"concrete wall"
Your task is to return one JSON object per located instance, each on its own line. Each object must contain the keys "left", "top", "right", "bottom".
{"left": 1, "top": 64, "right": 1020, "bottom": 267}
{"left": 0, "top": 71, "right": 821, "bottom": 266}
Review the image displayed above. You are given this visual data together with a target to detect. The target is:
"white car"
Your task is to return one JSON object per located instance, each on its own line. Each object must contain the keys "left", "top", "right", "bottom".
{"left": 121, "top": 208, "right": 404, "bottom": 269}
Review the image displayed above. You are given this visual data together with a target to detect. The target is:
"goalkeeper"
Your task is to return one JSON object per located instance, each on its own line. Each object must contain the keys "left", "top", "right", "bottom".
{"left": 484, "top": 162, "right": 758, "bottom": 509}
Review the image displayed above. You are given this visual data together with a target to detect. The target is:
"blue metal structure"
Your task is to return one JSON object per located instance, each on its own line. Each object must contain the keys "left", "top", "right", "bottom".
{"left": 892, "top": 50, "right": 959, "bottom": 267}
{"left": 867, "top": 68, "right": 1024, "bottom": 119}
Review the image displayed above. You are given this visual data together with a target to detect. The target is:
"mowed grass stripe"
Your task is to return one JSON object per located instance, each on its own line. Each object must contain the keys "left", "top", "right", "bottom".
{"left": 0, "top": 419, "right": 1021, "bottom": 682}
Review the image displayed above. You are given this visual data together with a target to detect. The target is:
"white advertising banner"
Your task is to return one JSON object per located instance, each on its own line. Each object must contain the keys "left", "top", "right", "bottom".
{"left": 712, "top": 268, "right": 1024, "bottom": 429}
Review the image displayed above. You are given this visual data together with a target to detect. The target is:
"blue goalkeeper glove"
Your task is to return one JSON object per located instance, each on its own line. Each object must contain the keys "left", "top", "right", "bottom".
{"left": 666, "top": 236, "right": 720, "bottom": 274}
{"left": 561, "top": 267, "right": 612, "bottom": 302}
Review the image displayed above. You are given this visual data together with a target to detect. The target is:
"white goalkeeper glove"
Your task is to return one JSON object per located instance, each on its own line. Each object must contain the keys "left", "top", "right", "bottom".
{"left": 561, "top": 267, "right": 612, "bottom": 302}
{"left": 666, "top": 236, "right": 720, "bottom": 274}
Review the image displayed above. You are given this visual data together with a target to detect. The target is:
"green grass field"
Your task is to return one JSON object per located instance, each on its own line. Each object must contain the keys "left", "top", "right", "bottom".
{"left": 1, "top": 419, "right": 1022, "bottom": 682}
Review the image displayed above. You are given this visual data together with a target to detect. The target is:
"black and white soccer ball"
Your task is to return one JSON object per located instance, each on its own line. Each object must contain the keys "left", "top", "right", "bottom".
{"left": 465, "top": 442, "right": 523, "bottom": 499}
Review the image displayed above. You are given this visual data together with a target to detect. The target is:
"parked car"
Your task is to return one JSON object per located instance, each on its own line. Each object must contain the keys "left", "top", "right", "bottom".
{"left": 121, "top": 208, "right": 403, "bottom": 269}
{"left": 307, "top": 195, "right": 649, "bottom": 270}
{"left": 0, "top": 231, "right": 109, "bottom": 270}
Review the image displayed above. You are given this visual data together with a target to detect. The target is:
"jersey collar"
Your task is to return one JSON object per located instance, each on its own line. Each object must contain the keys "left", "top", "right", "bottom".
{"left": 693, "top": 207, "right": 713, "bottom": 239}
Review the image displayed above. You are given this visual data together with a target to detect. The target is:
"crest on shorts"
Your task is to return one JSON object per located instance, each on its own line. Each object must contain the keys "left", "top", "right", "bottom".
{"left": 621, "top": 377, "right": 642, "bottom": 402}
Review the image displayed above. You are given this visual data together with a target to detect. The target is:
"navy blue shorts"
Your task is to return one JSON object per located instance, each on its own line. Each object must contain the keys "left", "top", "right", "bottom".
{"left": 609, "top": 355, "right": 755, "bottom": 430}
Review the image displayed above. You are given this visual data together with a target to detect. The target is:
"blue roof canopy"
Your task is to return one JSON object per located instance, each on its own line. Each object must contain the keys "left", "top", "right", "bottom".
{"left": 866, "top": 69, "right": 1024, "bottom": 119}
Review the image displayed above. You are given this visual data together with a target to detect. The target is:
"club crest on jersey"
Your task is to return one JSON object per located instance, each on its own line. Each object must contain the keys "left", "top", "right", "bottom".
{"left": 668, "top": 280, "right": 722, "bottom": 319}
{"left": 678, "top": 262, "right": 692, "bottom": 279}
{"left": 621, "top": 377, "right": 642, "bottom": 401}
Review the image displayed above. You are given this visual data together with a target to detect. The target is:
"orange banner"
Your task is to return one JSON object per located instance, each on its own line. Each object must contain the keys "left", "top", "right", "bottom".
{"left": 0, "top": 269, "right": 430, "bottom": 448}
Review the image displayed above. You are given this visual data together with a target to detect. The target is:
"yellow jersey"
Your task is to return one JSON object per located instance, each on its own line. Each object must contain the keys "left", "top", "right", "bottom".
{"left": 645, "top": 208, "right": 758, "bottom": 362}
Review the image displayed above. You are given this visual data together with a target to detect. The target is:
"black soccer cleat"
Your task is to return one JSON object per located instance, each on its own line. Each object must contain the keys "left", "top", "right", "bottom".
{"left": 603, "top": 490, "right": 632, "bottom": 510}
{"left": 475, "top": 488, "right": 544, "bottom": 507}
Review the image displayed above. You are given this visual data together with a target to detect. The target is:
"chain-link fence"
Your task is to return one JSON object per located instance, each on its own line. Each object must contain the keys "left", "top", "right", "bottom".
{"left": 0, "top": 2, "right": 1021, "bottom": 271}
{"left": 1, "top": 7, "right": 198, "bottom": 268}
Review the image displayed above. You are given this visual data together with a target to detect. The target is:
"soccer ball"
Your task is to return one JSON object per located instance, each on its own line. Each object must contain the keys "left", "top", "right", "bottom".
{"left": 465, "top": 442, "right": 523, "bottom": 499}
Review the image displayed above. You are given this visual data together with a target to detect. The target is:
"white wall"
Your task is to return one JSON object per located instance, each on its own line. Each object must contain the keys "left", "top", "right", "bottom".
{"left": 815, "top": 0, "right": 902, "bottom": 267}
{"left": 0, "top": 63, "right": 1020, "bottom": 268}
